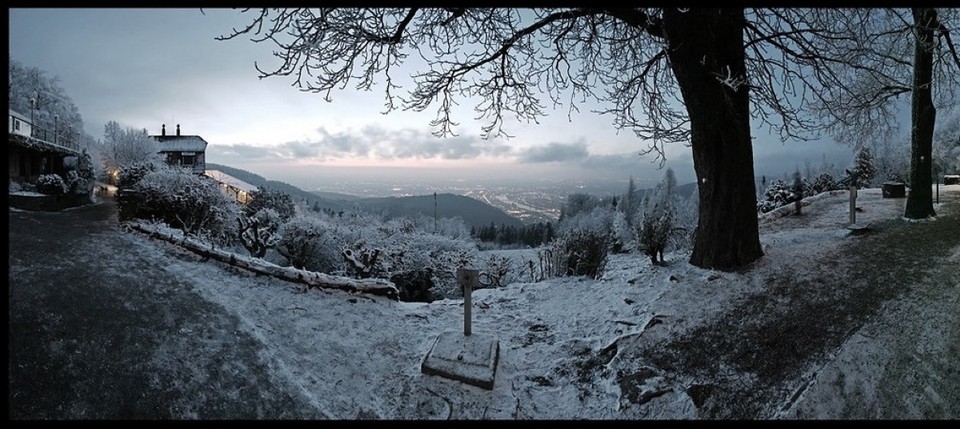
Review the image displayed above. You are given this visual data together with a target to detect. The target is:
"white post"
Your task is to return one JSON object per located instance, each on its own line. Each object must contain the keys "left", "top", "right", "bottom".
{"left": 849, "top": 185, "right": 857, "bottom": 225}
{"left": 457, "top": 268, "right": 479, "bottom": 336}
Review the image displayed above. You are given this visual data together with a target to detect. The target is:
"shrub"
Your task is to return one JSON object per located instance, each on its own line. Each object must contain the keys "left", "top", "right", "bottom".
{"left": 117, "top": 161, "right": 162, "bottom": 189}
{"left": 810, "top": 173, "right": 840, "bottom": 194}
{"left": 391, "top": 269, "right": 438, "bottom": 303}
{"left": 244, "top": 187, "right": 297, "bottom": 221}
{"left": 275, "top": 216, "right": 341, "bottom": 272}
{"left": 757, "top": 179, "right": 795, "bottom": 214}
{"left": 73, "top": 150, "right": 97, "bottom": 196}
{"left": 237, "top": 210, "right": 281, "bottom": 258}
{"left": 550, "top": 229, "right": 609, "bottom": 279}
{"left": 638, "top": 212, "right": 673, "bottom": 265}
{"left": 124, "top": 166, "right": 239, "bottom": 244}
{"left": 36, "top": 174, "right": 67, "bottom": 195}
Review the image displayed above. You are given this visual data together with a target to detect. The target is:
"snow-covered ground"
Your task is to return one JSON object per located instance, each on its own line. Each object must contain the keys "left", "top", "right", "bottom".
{"left": 9, "top": 190, "right": 47, "bottom": 197}
{"left": 124, "top": 185, "right": 960, "bottom": 419}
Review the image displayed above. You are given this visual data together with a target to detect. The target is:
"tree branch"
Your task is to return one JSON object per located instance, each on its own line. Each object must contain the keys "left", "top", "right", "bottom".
{"left": 601, "top": 8, "right": 664, "bottom": 39}
{"left": 938, "top": 22, "right": 960, "bottom": 71}
{"left": 362, "top": 8, "right": 418, "bottom": 43}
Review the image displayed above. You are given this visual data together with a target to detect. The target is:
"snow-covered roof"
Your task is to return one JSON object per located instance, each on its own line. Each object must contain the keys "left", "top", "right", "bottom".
{"left": 204, "top": 169, "right": 258, "bottom": 193}
{"left": 151, "top": 135, "right": 208, "bottom": 152}
{"left": 9, "top": 109, "right": 30, "bottom": 121}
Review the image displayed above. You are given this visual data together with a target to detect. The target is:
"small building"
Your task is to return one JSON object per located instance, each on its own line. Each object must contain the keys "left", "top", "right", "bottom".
{"left": 150, "top": 124, "right": 207, "bottom": 174}
{"left": 8, "top": 108, "right": 80, "bottom": 180}
{"left": 8, "top": 109, "right": 32, "bottom": 138}
{"left": 204, "top": 169, "right": 258, "bottom": 204}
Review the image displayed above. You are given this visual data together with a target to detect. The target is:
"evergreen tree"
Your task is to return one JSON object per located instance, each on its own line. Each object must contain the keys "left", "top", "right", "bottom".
{"left": 622, "top": 176, "right": 638, "bottom": 228}
{"left": 851, "top": 147, "right": 877, "bottom": 188}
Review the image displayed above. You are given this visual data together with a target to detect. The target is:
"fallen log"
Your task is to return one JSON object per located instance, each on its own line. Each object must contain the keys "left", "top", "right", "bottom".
{"left": 128, "top": 222, "right": 399, "bottom": 300}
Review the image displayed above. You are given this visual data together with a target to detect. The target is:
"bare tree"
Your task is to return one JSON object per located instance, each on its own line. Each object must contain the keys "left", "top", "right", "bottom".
{"left": 9, "top": 58, "right": 91, "bottom": 148}
{"left": 807, "top": 9, "right": 960, "bottom": 219}
{"left": 217, "top": 8, "right": 901, "bottom": 271}
{"left": 100, "top": 121, "right": 163, "bottom": 181}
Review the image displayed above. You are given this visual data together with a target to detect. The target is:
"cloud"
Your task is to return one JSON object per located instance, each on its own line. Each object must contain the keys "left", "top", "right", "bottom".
{"left": 517, "top": 141, "right": 589, "bottom": 163}
{"left": 209, "top": 125, "right": 514, "bottom": 164}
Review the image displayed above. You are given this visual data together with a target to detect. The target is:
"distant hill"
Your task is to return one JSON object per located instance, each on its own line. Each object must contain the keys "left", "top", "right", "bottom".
{"left": 311, "top": 191, "right": 362, "bottom": 201}
{"left": 353, "top": 193, "right": 523, "bottom": 229}
{"left": 675, "top": 182, "right": 697, "bottom": 199}
{"left": 205, "top": 164, "right": 523, "bottom": 227}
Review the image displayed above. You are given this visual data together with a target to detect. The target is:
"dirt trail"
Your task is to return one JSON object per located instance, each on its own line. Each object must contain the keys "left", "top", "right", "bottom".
{"left": 780, "top": 197, "right": 960, "bottom": 419}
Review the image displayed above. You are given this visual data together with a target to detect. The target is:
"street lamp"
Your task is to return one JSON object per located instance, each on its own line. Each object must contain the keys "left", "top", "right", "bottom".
{"left": 54, "top": 114, "right": 59, "bottom": 144}
{"left": 28, "top": 97, "right": 37, "bottom": 133}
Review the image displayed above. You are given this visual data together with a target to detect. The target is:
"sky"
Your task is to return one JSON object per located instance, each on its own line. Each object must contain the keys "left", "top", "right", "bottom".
{"left": 21, "top": 185, "right": 952, "bottom": 418}
{"left": 8, "top": 8, "right": 862, "bottom": 192}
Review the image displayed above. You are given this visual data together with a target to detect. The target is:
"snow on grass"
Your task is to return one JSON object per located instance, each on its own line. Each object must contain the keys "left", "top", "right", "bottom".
{"left": 124, "top": 185, "right": 960, "bottom": 419}
{"left": 10, "top": 191, "right": 47, "bottom": 197}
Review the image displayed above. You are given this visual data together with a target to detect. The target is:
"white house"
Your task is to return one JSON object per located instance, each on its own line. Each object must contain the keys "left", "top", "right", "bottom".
{"left": 150, "top": 124, "right": 208, "bottom": 174}
{"left": 8, "top": 109, "right": 32, "bottom": 138}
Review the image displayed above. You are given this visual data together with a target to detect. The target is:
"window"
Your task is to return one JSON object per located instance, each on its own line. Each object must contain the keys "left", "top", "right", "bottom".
{"left": 14, "top": 120, "right": 20, "bottom": 131}
{"left": 181, "top": 155, "right": 195, "bottom": 166}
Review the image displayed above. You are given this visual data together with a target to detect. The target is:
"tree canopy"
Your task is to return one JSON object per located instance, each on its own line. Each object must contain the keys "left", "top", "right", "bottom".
{"left": 217, "top": 8, "right": 954, "bottom": 270}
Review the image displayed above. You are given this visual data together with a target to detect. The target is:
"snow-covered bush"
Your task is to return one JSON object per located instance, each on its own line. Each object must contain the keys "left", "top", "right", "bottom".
{"left": 126, "top": 166, "right": 239, "bottom": 244}
{"left": 63, "top": 150, "right": 96, "bottom": 196}
{"left": 638, "top": 212, "right": 672, "bottom": 265}
{"left": 433, "top": 216, "right": 472, "bottom": 241}
{"left": 810, "top": 173, "right": 841, "bottom": 194}
{"left": 117, "top": 161, "right": 162, "bottom": 189}
{"left": 558, "top": 205, "right": 614, "bottom": 237}
{"left": 244, "top": 187, "right": 297, "bottom": 221}
{"left": 237, "top": 210, "right": 281, "bottom": 258}
{"left": 558, "top": 201, "right": 635, "bottom": 251}
{"left": 64, "top": 171, "right": 84, "bottom": 195}
{"left": 267, "top": 208, "right": 482, "bottom": 298}
{"left": 481, "top": 254, "right": 513, "bottom": 288}
{"left": 35, "top": 174, "right": 67, "bottom": 195}
{"left": 9, "top": 181, "right": 23, "bottom": 193}
{"left": 275, "top": 216, "right": 342, "bottom": 272}
{"left": 545, "top": 228, "right": 609, "bottom": 279}
{"left": 757, "top": 179, "right": 796, "bottom": 214}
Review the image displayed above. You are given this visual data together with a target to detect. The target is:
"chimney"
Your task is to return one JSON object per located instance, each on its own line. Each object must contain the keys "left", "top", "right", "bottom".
{"left": 161, "top": 124, "right": 166, "bottom": 136}
{"left": 176, "top": 124, "right": 181, "bottom": 136}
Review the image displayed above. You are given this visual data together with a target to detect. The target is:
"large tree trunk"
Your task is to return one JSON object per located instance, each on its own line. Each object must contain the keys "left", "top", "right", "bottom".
{"left": 905, "top": 8, "right": 937, "bottom": 219}
{"left": 662, "top": 9, "right": 763, "bottom": 271}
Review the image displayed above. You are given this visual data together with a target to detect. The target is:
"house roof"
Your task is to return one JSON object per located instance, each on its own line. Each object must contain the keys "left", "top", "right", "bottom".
{"left": 9, "top": 109, "right": 30, "bottom": 122}
{"left": 151, "top": 135, "right": 208, "bottom": 152}
{"left": 204, "top": 170, "right": 258, "bottom": 193}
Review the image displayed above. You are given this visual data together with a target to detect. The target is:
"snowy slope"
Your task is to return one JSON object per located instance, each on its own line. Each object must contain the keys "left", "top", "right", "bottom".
{"left": 123, "top": 185, "right": 960, "bottom": 419}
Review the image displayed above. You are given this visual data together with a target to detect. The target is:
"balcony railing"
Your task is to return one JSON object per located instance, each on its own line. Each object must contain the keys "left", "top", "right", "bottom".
{"left": 10, "top": 114, "right": 81, "bottom": 155}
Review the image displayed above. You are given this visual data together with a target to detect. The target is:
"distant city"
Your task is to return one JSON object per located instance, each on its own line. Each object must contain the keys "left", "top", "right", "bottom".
{"left": 309, "top": 177, "right": 651, "bottom": 224}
